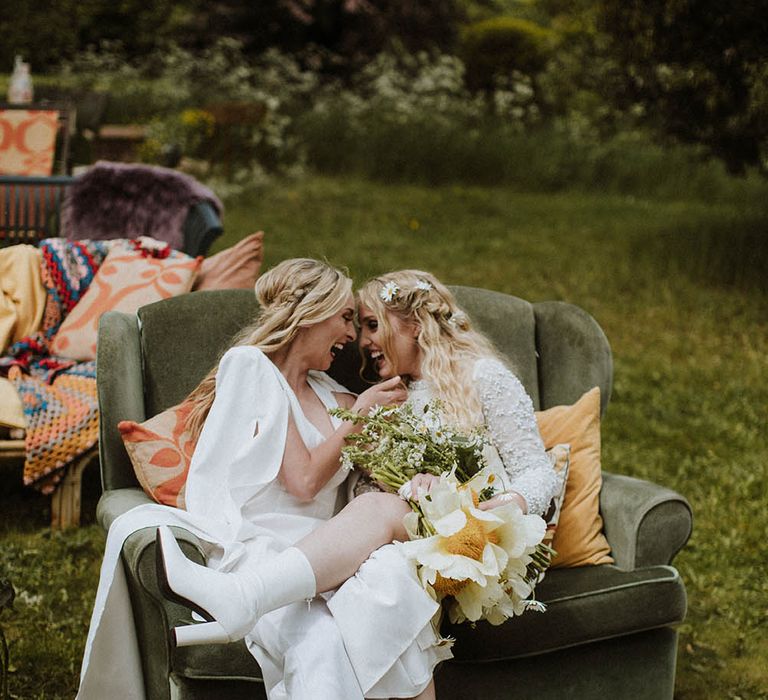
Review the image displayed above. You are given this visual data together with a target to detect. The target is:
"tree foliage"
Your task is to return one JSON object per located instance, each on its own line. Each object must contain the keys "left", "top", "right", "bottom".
{"left": 0, "top": 0, "right": 194, "bottom": 70}
{"left": 460, "top": 16, "right": 553, "bottom": 91}
{"left": 597, "top": 0, "right": 768, "bottom": 174}
{"left": 0, "top": 0, "right": 462, "bottom": 75}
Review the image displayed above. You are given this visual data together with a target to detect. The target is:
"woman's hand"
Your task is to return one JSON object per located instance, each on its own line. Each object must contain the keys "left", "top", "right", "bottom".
{"left": 409, "top": 473, "right": 441, "bottom": 498}
{"left": 351, "top": 376, "right": 407, "bottom": 416}
{"left": 398, "top": 473, "right": 441, "bottom": 501}
{"left": 477, "top": 491, "right": 528, "bottom": 513}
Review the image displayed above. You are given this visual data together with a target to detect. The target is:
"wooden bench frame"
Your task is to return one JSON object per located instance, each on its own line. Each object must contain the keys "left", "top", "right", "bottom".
{"left": 0, "top": 439, "right": 96, "bottom": 529}
{"left": 0, "top": 175, "right": 75, "bottom": 247}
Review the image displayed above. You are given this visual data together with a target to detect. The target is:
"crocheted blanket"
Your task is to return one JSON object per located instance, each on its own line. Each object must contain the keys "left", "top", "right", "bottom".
{"left": 1, "top": 239, "right": 111, "bottom": 493}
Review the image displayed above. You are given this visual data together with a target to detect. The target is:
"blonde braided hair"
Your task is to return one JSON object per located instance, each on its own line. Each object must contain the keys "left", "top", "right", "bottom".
{"left": 358, "top": 270, "right": 503, "bottom": 431}
{"left": 185, "top": 258, "right": 352, "bottom": 440}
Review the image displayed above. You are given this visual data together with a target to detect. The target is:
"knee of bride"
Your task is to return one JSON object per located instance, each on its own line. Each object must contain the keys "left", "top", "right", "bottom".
{"left": 350, "top": 491, "right": 411, "bottom": 536}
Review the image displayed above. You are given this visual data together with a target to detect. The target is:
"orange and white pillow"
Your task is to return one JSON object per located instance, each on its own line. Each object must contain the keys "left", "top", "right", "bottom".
{"left": 50, "top": 239, "right": 201, "bottom": 360}
{"left": 0, "top": 109, "right": 59, "bottom": 176}
{"left": 118, "top": 401, "right": 196, "bottom": 509}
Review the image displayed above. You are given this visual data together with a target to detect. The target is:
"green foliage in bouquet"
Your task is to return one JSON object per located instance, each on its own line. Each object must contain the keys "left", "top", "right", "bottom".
{"left": 330, "top": 400, "right": 489, "bottom": 493}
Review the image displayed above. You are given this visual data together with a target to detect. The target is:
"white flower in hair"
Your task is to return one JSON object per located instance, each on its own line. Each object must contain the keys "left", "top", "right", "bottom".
{"left": 447, "top": 311, "right": 467, "bottom": 329}
{"left": 380, "top": 281, "right": 400, "bottom": 303}
{"left": 415, "top": 279, "right": 433, "bottom": 292}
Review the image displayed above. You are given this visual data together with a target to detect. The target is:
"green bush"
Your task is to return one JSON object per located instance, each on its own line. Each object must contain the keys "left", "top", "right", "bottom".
{"left": 460, "top": 16, "right": 553, "bottom": 91}
{"left": 299, "top": 96, "right": 766, "bottom": 203}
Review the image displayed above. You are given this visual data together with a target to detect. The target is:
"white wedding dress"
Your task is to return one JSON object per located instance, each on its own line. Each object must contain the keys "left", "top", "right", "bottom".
{"left": 77, "top": 346, "right": 449, "bottom": 700}
{"left": 407, "top": 358, "right": 559, "bottom": 516}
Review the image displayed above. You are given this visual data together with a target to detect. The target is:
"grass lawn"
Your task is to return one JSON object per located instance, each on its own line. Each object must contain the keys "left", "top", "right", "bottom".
{"left": 2, "top": 175, "right": 766, "bottom": 698}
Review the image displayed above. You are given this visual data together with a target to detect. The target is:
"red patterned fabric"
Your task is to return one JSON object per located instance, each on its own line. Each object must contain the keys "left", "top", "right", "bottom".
{"left": 9, "top": 362, "right": 98, "bottom": 493}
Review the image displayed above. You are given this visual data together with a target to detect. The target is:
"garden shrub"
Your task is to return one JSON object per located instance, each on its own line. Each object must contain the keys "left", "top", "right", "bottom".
{"left": 32, "top": 38, "right": 763, "bottom": 205}
{"left": 460, "top": 16, "right": 553, "bottom": 91}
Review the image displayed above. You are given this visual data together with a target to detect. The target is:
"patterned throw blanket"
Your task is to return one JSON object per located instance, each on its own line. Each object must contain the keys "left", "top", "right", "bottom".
{"left": 1, "top": 239, "right": 112, "bottom": 493}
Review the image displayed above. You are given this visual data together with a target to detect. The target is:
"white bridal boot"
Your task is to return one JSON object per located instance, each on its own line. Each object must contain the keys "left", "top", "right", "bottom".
{"left": 155, "top": 526, "right": 316, "bottom": 647}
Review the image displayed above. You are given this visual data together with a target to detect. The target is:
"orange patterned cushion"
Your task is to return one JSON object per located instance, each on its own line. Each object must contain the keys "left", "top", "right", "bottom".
{"left": 118, "top": 402, "right": 196, "bottom": 508}
{"left": 0, "top": 109, "right": 59, "bottom": 175}
{"left": 192, "top": 231, "right": 264, "bottom": 291}
{"left": 50, "top": 240, "right": 201, "bottom": 361}
{"left": 536, "top": 387, "right": 613, "bottom": 568}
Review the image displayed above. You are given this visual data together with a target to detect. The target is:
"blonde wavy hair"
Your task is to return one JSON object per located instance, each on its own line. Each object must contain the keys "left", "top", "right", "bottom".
{"left": 185, "top": 258, "right": 353, "bottom": 440}
{"left": 357, "top": 270, "right": 503, "bottom": 431}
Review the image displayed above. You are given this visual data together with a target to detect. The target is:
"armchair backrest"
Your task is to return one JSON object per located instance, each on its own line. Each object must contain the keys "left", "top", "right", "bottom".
{"left": 97, "top": 287, "right": 612, "bottom": 492}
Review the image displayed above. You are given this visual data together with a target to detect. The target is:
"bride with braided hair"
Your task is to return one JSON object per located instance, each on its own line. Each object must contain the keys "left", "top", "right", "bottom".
{"left": 79, "top": 259, "right": 449, "bottom": 700}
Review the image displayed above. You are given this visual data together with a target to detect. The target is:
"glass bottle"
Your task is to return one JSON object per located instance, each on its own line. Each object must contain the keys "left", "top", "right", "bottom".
{"left": 8, "top": 55, "right": 34, "bottom": 104}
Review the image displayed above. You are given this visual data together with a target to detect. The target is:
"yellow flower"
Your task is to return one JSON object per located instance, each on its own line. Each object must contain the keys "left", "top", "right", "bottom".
{"left": 180, "top": 109, "right": 216, "bottom": 137}
{"left": 398, "top": 473, "right": 508, "bottom": 596}
{"left": 398, "top": 469, "right": 547, "bottom": 623}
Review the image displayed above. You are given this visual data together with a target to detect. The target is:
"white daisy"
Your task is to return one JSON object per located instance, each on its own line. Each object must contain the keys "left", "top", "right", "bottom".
{"left": 380, "top": 281, "right": 399, "bottom": 302}
{"left": 415, "top": 279, "right": 433, "bottom": 292}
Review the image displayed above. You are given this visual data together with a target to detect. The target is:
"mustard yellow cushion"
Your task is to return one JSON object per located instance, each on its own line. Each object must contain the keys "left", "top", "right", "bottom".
{"left": 536, "top": 387, "right": 613, "bottom": 568}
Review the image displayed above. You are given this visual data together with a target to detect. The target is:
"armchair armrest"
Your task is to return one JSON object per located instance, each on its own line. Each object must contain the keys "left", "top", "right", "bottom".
{"left": 600, "top": 471, "right": 692, "bottom": 570}
{"left": 97, "top": 311, "right": 145, "bottom": 491}
{"left": 96, "top": 487, "right": 155, "bottom": 530}
{"left": 118, "top": 525, "right": 210, "bottom": 700}
{"left": 121, "top": 525, "right": 262, "bottom": 695}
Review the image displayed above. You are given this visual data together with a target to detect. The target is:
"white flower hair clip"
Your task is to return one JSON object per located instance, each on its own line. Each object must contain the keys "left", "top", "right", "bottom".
{"left": 415, "top": 279, "right": 433, "bottom": 292}
{"left": 380, "top": 281, "right": 400, "bottom": 303}
{"left": 447, "top": 311, "right": 467, "bottom": 329}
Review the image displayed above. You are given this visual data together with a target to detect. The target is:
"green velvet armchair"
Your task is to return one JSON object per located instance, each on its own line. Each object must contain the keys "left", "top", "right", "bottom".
{"left": 95, "top": 287, "right": 692, "bottom": 700}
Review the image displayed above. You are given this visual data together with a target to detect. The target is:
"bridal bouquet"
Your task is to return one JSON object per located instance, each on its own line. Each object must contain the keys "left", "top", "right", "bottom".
{"left": 330, "top": 401, "right": 552, "bottom": 625}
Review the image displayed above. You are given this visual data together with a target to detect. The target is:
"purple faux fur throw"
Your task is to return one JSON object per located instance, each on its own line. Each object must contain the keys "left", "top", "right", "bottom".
{"left": 60, "top": 161, "right": 223, "bottom": 251}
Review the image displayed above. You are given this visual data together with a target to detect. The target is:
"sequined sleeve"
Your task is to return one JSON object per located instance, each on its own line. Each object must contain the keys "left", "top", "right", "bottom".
{"left": 474, "top": 358, "right": 559, "bottom": 516}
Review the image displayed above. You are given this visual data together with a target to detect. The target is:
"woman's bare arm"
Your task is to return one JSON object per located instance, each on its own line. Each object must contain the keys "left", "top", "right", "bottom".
{"left": 279, "top": 377, "right": 406, "bottom": 501}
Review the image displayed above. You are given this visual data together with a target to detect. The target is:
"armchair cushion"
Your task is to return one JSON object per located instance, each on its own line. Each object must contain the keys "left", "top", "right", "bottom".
{"left": 536, "top": 387, "right": 613, "bottom": 567}
{"left": 51, "top": 241, "right": 201, "bottom": 360}
{"left": 118, "top": 401, "right": 195, "bottom": 509}
{"left": 164, "top": 565, "right": 685, "bottom": 680}
{"left": 447, "top": 564, "right": 686, "bottom": 661}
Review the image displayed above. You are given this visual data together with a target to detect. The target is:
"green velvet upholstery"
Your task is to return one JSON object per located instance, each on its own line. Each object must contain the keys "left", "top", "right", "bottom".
{"left": 95, "top": 288, "right": 691, "bottom": 700}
